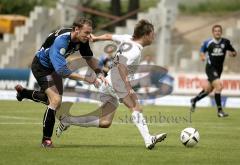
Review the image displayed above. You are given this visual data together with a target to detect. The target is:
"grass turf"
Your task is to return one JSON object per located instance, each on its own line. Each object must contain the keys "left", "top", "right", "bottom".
{"left": 0, "top": 100, "right": 239, "bottom": 165}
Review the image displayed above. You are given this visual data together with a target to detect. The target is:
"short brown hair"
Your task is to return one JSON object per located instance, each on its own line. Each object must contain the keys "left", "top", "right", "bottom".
{"left": 212, "top": 24, "right": 222, "bottom": 32}
{"left": 133, "top": 19, "right": 154, "bottom": 39}
{"left": 72, "top": 17, "right": 92, "bottom": 30}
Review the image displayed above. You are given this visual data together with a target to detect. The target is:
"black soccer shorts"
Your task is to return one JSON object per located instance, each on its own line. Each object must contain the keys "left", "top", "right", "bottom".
{"left": 205, "top": 65, "right": 222, "bottom": 83}
{"left": 31, "top": 56, "right": 63, "bottom": 94}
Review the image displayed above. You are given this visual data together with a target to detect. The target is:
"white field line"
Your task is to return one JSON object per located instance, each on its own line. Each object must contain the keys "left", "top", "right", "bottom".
{"left": 0, "top": 116, "right": 239, "bottom": 130}
{"left": 0, "top": 121, "right": 239, "bottom": 130}
{"left": 0, "top": 115, "right": 39, "bottom": 121}
{"left": 0, "top": 122, "right": 239, "bottom": 131}
{"left": 0, "top": 123, "right": 42, "bottom": 125}
{"left": 0, "top": 122, "right": 174, "bottom": 125}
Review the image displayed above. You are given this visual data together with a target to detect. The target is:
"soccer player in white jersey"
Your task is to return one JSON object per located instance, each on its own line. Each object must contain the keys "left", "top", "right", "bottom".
{"left": 56, "top": 19, "right": 167, "bottom": 150}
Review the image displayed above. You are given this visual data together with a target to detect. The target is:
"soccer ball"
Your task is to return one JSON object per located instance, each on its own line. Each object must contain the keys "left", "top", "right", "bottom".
{"left": 180, "top": 127, "right": 200, "bottom": 147}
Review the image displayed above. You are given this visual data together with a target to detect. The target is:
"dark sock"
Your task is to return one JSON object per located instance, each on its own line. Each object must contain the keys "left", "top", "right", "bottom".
{"left": 42, "top": 107, "right": 56, "bottom": 141}
{"left": 193, "top": 90, "right": 209, "bottom": 102}
{"left": 215, "top": 93, "right": 222, "bottom": 112}
{"left": 21, "top": 89, "right": 49, "bottom": 105}
{"left": 20, "top": 89, "right": 34, "bottom": 100}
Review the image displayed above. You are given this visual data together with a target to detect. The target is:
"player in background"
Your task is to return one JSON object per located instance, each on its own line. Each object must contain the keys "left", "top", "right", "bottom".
{"left": 15, "top": 18, "right": 106, "bottom": 147}
{"left": 190, "top": 25, "right": 237, "bottom": 117}
{"left": 56, "top": 19, "right": 167, "bottom": 150}
{"left": 98, "top": 46, "right": 115, "bottom": 76}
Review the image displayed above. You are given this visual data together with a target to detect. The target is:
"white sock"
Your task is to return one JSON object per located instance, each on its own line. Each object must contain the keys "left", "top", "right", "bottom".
{"left": 131, "top": 111, "right": 151, "bottom": 143}
{"left": 63, "top": 116, "right": 99, "bottom": 127}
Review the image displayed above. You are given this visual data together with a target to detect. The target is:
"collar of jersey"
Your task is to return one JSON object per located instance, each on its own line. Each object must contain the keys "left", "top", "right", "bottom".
{"left": 212, "top": 38, "right": 222, "bottom": 44}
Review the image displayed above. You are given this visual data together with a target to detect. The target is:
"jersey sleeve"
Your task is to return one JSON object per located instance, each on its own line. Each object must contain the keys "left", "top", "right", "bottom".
{"left": 79, "top": 42, "right": 93, "bottom": 60}
{"left": 200, "top": 40, "right": 208, "bottom": 53}
{"left": 226, "top": 39, "right": 235, "bottom": 52}
{"left": 49, "top": 37, "right": 72, "bottom": 77}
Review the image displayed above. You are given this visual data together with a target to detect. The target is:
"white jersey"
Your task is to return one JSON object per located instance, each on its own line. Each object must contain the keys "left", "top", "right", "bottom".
{"left": 111, "top": 34, "right": 143, "bottom": 75}
{"left": 99, "top": 34, "right": 144, "bottom": 100}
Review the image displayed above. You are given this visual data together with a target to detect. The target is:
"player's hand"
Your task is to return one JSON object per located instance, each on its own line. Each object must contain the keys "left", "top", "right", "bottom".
{"left": 90, "top": 34, "right": 97, "bottom": 42}
{"left": 229, "top": 51, "right": 237, "bottom": 57}
{"left": 84, "top": 75, "right": 96, "bottom": 84}
{"left": 93, "top": 78, "right": 102, "bottom": 88}
{"left": 98, "top": 73, "right": 109, "bottom": 86}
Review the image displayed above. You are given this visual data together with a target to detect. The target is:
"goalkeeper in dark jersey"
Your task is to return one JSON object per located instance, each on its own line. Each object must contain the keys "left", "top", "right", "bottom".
{"left": 190, "top": 25, "right": 237, "bottom": 117}
{"left": 14, "top": 18, "right": 106, "bottom": 147}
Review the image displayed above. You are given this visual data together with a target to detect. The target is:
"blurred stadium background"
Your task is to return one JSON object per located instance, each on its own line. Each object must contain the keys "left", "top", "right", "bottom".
{"left": 0, "top": 0, "right": 239, "bottom": 108}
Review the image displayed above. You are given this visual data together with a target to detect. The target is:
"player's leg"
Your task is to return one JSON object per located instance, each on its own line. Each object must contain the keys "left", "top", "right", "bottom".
{"left": 42, "top": 85, "right": 62, "bottom": 147}
{"left": 190, "top": 82, "right": 213, "bottom": 112}
{"left": 32, "top": 58, "right": 63, "bottom": 147}
{"left": 191, "top": 66, "right": 216, "bottom": 112}
{"left": 59, "top": 101, "right": 116, "bottom": 128}
{"left": 15, "top": 57, "right": 54, "bottom": 105}
{"left": 15, "top": 84, "right": 49, "bottom": 104}
{"left": 98, "top": 96, "right": 118, "bottom": 128}
{"left": 56, "top": 95, "right": 118, "bottom": 137}
{"left": 122, "top": 93, "right": 166, "bottom": 150}
{"left": 212, "top": 79, "right": 228, "bottom": 117}
{"left": 41, "top": 72, "right": 63, "bottom": 147}
{"left": 15, "top": 72, "right": 62, "bottom": 105}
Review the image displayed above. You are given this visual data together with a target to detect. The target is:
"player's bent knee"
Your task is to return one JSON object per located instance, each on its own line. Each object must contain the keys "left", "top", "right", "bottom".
{"left": 49, "top": 96, "right": 62, "bottom": 108}
{"left": 100, "top": 94, "right": 119, "bottom": 108}
{"left": 99, "top": 120, "right": 112, "bottom": 128}
{"left": 216, "top": 87, "right": 223, "bottom": 92}
{"left": 215, "top": 84, "right": 223, "bottom": 92}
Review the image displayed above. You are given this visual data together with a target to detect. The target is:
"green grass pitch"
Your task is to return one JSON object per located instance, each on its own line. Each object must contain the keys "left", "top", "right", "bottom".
{"left": 0, "top": 100, "right": 239, "bottom": 165}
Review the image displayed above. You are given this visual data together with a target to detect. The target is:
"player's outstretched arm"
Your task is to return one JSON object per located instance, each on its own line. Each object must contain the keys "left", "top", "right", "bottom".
{"left": 67, "top": 72, "right": 95, "bottom": 84}
{"left": 90, "top": 34, "right": 113, "bottom": 42}
{"left": 85, "top": 57, "right": 108, "bottom": 85}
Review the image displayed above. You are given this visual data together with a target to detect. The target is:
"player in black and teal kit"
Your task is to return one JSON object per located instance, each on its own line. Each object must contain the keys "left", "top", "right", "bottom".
{"left": 190, "top": 25, "right": 237, "bottom": 117}
{"left": 15, "top": 18, "right": 106, "bottom": 147}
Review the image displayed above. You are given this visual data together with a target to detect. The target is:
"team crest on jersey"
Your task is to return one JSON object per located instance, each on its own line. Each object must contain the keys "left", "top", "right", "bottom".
{"left": 221, "top": 44, "right": 225, "bottom": 49}
{"left": 60, "top": 48, "right": 66, "bottom": 55}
